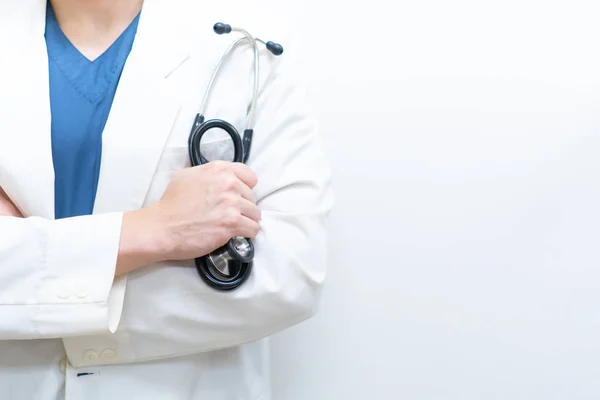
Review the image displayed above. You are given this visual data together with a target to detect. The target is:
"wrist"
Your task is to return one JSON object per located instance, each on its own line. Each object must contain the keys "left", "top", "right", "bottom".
{"left": 137, "top": 202, "right": 176, "bottom": 261}
{"left": 119, "top": 205, "right": 171, "bottom": 273}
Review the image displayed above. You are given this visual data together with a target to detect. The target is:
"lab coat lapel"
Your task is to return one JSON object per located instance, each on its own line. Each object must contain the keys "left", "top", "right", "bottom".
{"left": 0, "top": 2, "right": 54, "bottom": 219}
{"left": 93, "top": 1, "right": 190, "bottom": 214}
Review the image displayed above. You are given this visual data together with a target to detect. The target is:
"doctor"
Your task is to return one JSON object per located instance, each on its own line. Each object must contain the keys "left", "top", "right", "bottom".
{"left": 0, "top": 0, "right": 333, "bottom": 399}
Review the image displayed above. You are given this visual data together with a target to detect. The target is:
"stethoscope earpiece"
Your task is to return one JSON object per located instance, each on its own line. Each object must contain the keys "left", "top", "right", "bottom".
{"left": 213, "top": 22, "right": 232, "bottom": 35}
{"left": 266, "top": 41, "right": 284, "bottom": 56}
{"left": 213, "top": 23, "right": 283, "bottom": 56}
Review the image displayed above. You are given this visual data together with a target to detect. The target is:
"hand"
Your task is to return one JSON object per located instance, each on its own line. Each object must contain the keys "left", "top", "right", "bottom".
{"left": 0, "top": 187, "right": 23, "bottom": 217}
{"left": 145, "top": 161, "right": 261, "bottom": 261}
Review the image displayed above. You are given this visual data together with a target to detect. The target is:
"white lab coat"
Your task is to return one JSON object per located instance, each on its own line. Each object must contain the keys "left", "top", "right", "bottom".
{"left": 0, "top": 1, "right": 333, "bottom": 399}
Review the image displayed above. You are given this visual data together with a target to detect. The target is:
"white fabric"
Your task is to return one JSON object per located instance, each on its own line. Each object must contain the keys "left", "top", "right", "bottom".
{"left": 0, "top": 0, "right": 334, "bottom": 399}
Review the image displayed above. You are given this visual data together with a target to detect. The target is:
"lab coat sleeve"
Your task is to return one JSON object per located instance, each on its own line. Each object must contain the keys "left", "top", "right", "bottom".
{"left": 61, "top": 38, "right": 334, "bottom": 367}
{"left": 0, "top": 213, "right": 127, "bottom": 339}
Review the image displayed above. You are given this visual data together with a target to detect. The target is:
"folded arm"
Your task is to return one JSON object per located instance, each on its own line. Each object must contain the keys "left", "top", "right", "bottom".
{"left": 0, "top": 209, "right": 125, "bottom": 339}
{"left": 0, "top": 188, "right": 168, "bottom": 340}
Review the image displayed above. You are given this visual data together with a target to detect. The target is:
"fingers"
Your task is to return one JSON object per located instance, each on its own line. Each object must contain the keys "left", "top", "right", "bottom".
{"left": 236, "top": 197, "right": 261, "bottom": 223}
{"left": 198, "top": 161, "right": 262, "bottom": 240}
{"left": 237, "top": 180, "right": 256, "bottom": 203}
{"left": 233, "top": 215, "right": 261, "bottom": 239}
{"left": 226, "top": 162, "right": 258, "bottom": 189}
{"left": 205, "top": 161, "right": 257, "bottom": 203}
{"left": 221, "top": 200, "right": 261, "bottom": 239}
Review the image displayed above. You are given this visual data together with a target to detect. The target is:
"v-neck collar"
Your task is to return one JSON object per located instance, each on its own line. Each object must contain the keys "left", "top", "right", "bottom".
{"left": 44, "top": 1, "right": 141, "bottom": 105}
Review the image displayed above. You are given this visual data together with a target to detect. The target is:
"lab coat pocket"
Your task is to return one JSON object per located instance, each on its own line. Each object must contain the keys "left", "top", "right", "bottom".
{"left": 145, "top": 146, "right": 188, "bottom": 205}
{"left": 154, "top": 137, "right": 235, "bottom": 175}
{"left": 194, "top": 135, "right": 236, "bottom": 163}
{"left": 155, "top": 146, "right": 190, "bottom": 175}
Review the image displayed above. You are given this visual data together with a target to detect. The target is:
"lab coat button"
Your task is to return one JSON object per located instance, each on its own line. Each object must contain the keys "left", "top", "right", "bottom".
{"left": 56, "top": 286, "right": 71, "bottom": 300}
{"left": 101, "top": 348, "right": 117, "bottom": 361}
{"left": 74, "top": 285, "right": 89, "bottom": 299}
{"left": 83, "top": 350, "right": 98, "bottom": 362}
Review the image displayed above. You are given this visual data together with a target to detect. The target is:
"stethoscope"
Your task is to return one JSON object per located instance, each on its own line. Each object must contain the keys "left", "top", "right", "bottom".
{"left": 188, "top": 22, "right": 284, "bottom": 291}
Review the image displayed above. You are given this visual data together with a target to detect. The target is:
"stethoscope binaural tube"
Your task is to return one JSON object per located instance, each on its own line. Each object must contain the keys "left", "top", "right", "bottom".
{"left": 187, "top": 22, "right": 283, "bottom": 291}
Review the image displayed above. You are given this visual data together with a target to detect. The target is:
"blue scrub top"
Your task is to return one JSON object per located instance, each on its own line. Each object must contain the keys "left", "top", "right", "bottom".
{"left": 45, "top": 2, "right": 140, "bottom": 219}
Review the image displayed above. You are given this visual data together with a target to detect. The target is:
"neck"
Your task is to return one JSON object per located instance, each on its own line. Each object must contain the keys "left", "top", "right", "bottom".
{"left": 49, "top": 0, "right": 143, "bottom": 30}
{"left": 49, "top": 0, "right": 143, "bottom": 60}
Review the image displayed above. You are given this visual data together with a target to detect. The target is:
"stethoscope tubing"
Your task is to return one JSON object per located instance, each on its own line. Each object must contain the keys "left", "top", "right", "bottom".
{"left": 199, "top": 33, "right": 260, "bottom": 131}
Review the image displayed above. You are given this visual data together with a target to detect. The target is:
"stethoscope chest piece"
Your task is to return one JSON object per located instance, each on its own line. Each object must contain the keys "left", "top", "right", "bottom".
{"left": 195, "top": 237, "right": 254, "bottom": 291}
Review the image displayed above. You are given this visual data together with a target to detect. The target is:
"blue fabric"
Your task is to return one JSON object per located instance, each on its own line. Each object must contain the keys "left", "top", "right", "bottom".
{"left": 44, "top": 3, "right": 140, "bottom": 219}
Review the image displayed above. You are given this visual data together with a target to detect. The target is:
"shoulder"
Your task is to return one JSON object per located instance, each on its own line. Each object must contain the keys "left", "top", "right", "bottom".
{"left": 0, "top": 1, "right": 45, "bottom": 57}
{"left": 0, "top": 2, "right": 23, "bottom": 28}
{"left": 0, "top": 1, "right": 43, "bottom": 81}
{"left": 0, "top": 1, "right": 41, "bottom": 33}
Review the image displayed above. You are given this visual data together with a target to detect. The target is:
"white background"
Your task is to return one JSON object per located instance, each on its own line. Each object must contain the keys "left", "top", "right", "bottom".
{"left": 267, "top": 1, "right": 600, "bottom": 399}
